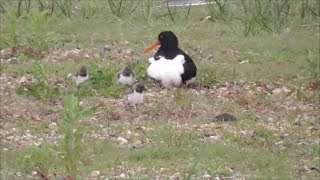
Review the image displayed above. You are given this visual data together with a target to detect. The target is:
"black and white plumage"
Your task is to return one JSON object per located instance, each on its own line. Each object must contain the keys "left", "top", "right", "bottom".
{"left": 117, "top": 65, "right": 136, "bottom": 86}
{"left": 73, "top": 66, "right": 89, "bottom": 85}
{"left": 124, "top": 82, "right": 146, "bottom": 109}
{"left": 144, "top": 31, "right": 197, "bottom": 88}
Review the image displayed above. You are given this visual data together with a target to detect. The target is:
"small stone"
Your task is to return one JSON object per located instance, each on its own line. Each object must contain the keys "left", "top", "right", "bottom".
{"left": 117, "top": 137, "right": 128, "bottom": 145}
{"left": 209, "top": 135, "right": 221, "bottom": 141}
{"left": 90, "top": 170, "right": 100, "bottom": 178}
{"left": 19, "top": 76, "right": 28, "bottom": 84}
{"left": 7, "top": 136, "right": 14, "bottom": 140}
{"left": 132, "top": 139, "right": 143, "bottom": 148}
{"left": 272, "top": 87, "right": 290, "bottom": 94}
{"left": 120, "top": 173, "right": 126, "bottom": 179}
{"left": 239, "top": 59, "right": 249, "bottom": 64}
{"left": 203, "top": 16, "right": 212, "bottom": 21}
{"left": 214, "top": 113, "right": 237, "bottom": 121}
{"left": 299, "top": 104, "right": 314, "bottom": 111}
{"left": 49, "top": 122, "right": 57, "bottom": 129}
{"left": 169, "top": 173, "right": 180, "bottom": 180}
{"left": 202, "top": 173, "right": 211, "bottom": 180}
{"left": 9, "top": 57, "right": 18, "bottom": 64}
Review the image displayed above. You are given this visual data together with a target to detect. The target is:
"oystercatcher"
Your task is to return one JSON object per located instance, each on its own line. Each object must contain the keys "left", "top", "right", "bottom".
{"left": 124, "top": 82, "right": 146, "bottom": 110}
{"left": 73, "top": 65, "right": 89, "bottom": 85}
{"left": 117, "top": 65, "right": 136, "bottom": 86}
{"left": 144, "top": 31, "right": 197, "bottom": 88}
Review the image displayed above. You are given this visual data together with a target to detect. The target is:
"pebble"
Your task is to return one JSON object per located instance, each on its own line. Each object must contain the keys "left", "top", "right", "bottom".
{"left": 49, "top": 122, "right": 57, "bottom": 129}
{"left": 169, "top": 172, "right": 180, "bottom": 180}
{"left": 239, "top": 59, "right": 249, "bottom": 64}
{"left": 117, "top": 137, "right": 128, "bottom": 144}
{"left": 9, "top": 57, "right": 18, "bottom": 64}
{"left": 120, "top": 173, "right": 126, "bottom": 179}
{"left": 202, "top": 174, "right": 211, "bottom": 180}
{"left": 90, "top": 170, "right": 100, "bottom": 178}
{"left": 272, "top": 87, "right": 290, "bottom": 94}
{"left": 19, "top": 76, "right": 28, "bottom": 84}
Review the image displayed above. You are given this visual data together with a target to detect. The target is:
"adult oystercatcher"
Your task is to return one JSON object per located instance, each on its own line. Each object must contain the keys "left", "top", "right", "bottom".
{"left": 144, "top": 31, "right": 197, "bottom": 88}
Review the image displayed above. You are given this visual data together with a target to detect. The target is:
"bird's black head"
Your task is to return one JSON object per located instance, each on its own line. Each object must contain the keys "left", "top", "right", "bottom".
{"left": 144, "top": 31, "right": 179, "bottom": 54}
{"left": 78, "top": 66, "right": 87, "bottom": 76}
{"left": 158, "top": 31, "right": 178, "bottom": 50}
{"left": 134, "top": 83, "right": 146, "bottom": 93}
{"left": 122, "top": 66, "right": 132, "bottom": 77}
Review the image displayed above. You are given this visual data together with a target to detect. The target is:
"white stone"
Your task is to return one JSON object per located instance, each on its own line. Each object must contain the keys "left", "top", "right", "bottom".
{"left": 117, "top": 137, "right": 128, "bottom": 144}
{"left": 120, "top": 173, "right": 126, "bottom": 179}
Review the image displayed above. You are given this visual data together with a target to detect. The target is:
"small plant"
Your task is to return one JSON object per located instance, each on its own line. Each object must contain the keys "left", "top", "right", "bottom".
{"left": 83, "top": 68, "right": 125, "bottom": 98}
{"left": 141, "top": 0, "right": 154, "bottom": 21}
{"left": 53, "top": 0, "right": 72, "bottom": 18}
{"left": 306, "top": 49, "right": 320, "bottom": 79}
{"left": 21, "top": 143, "right": 55, "bottom": 178}
{"left": 22, "top": 9, "right": 50, "bottom": 50}
{"left": 8, "top": 7, "right": 18, "bottom": 47}
{"left": 59, "top": 94, "right": 85, "bottom": 179}
{"left": 16, "top": 82, "right": 61, "bottom": 101}
{"left": 300, "top": 0, "right": 320, "bottom": 20}
{"left": 241, "top": 0, "right": 291, "bottom": 36}
{"left": 159, "top": 2, "right": 192, "bottom": 22}
{"left": 206, "top": 0, "right": 234, "bottom": 22}
{"left": 80, "top": 0, "right": 97, "bottom": 19}
{"left": 107, "top": 0, "right": 139, "bottom": 18}
{"left": 16, "top": 61, "right": 61, "bottom": 101}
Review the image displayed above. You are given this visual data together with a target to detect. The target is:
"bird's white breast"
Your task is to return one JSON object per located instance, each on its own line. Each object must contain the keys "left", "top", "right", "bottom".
{"left": 117, "top": 75, "right": 135, "bottom": 86}
{"left": 73, "top": 75, "right": 89, "bottom": 85}
{"left": 147, "top": 55, "right": 185, "bottom": 88}
{"left": 127, "top": 91, "right": 144, "bottom": 106}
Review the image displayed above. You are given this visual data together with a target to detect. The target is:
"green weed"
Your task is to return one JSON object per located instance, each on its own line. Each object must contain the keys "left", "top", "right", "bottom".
{"left": 107, "top": 0, "right": 139, "bottom": 18}
{"left": 206, "top": 0, "right": 234, "bottom": 22}
{"left": 16, "top": 82, "right": 61, "bottom": 101}
{"left": 306, "top": 49, "right": 320, "bottom": 79}
{"left": 59, "top": 94, "right": 85, "bottom": 178}
{"left": 241, "top": 0, "right": 291, "bottom": 36}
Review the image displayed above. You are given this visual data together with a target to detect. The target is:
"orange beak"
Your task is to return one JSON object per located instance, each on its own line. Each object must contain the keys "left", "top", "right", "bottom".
{"left": 143, "top": 41, "right": 160, "bottom": 54}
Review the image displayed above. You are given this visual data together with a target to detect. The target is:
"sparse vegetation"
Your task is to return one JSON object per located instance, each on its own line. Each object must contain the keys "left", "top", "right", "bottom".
{"left": 0, "top": 0, "right": 319, "bottom": 179}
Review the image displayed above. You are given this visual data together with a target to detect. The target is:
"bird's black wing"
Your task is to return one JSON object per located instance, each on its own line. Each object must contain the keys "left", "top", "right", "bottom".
{"left": 180, "top": 51, "right": 197, "bottom": 83}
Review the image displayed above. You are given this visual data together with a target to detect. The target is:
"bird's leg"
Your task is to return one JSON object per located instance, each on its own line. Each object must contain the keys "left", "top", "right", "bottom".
{"left": 125, "top": 104, "right": 133, "bottom": 112}
{"left": 135, "top": 104, "right": 138, "bottom": 111}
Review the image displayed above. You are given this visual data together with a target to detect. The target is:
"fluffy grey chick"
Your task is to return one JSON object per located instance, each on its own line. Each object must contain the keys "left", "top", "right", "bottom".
{"left": 124, "top": 82, "right": 146, "bottom": 110}
{"left": 73, "top": 66, "right": 89, "bottom": 85}
{"left": 117, "top": 65, "right": 135, "bottom": 86}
